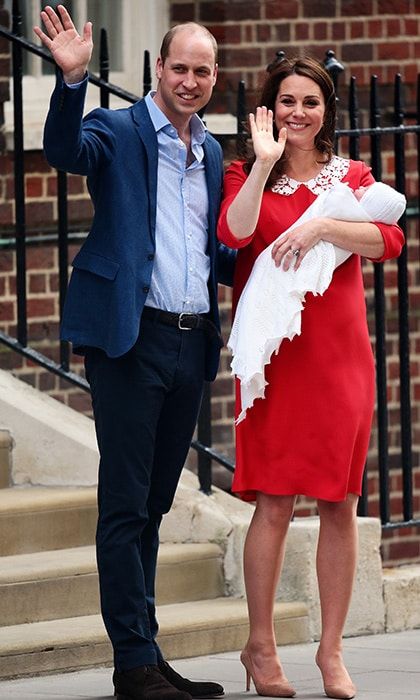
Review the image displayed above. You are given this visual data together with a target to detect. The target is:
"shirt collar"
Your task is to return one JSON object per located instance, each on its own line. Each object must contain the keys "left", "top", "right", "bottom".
{"left": 145, "top": 91, "right": 207, "bottom": 146}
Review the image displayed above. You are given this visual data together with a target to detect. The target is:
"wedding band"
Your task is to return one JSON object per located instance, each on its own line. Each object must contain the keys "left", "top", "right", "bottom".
{"left": 292, "top": 248, "right": 300, "bottom": 257}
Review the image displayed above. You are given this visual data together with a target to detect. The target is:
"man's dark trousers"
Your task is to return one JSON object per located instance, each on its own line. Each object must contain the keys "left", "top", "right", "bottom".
{"left": 84, "top": 313, "right": 207, "bottom": 672}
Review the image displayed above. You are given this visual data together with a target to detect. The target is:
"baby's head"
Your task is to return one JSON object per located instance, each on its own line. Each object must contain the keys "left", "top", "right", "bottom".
{"left": 353, "top": 182, "right": 406, "bottom": 224}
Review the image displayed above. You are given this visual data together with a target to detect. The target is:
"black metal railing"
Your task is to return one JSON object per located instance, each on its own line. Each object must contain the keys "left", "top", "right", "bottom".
{"left": 333, "top": 80, "right": 418, "bottom": 530}
{"left": 0, "top": 4, "right": 418, "bottom": 532}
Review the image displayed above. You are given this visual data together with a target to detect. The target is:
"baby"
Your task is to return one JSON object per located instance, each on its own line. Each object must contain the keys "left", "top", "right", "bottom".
{"left": 354, "top": 183, "right": 406, "bottom": 218}
{"left": 229, "top": 181, "right": 406, "bottom": 423}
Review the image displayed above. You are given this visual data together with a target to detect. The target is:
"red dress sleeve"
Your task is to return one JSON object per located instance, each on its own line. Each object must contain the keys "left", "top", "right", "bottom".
{"left": 351, "top": 161, "right": 405, "bottom": 262}
{"left": 217, "top": 160, "right": 256, "bottom": 249}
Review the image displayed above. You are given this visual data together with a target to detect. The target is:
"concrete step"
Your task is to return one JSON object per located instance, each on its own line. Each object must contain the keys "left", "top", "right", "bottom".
{"left": 382, "top": 564, "right": 420, "bottom": 632}
{"left": 0, "top": 428, "right": 12, "bottom": 488}
{"left": 0, "top": 599, "right": 310, "bottom": 680}
{"left": 0, "top": 543, "right": 225, "bottom": 626}
{"left": 0, "top": 487, "right": 97, "bottom": 555}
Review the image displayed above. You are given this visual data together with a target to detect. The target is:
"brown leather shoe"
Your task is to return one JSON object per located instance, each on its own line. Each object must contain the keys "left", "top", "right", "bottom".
{"left": 158, "top": 660, "right": 224, "bottom": 697}
{"left": 113, "top": 665, "right": 192, "bottom": 700}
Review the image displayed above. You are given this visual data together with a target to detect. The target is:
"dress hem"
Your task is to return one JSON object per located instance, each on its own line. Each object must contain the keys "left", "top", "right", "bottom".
{"left": 233, "top": 486, "right": 362, "bottom": 504}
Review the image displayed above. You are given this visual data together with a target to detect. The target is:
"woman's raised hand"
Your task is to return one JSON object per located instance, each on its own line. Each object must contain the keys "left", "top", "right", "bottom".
{"left": 249, "top": 106, "right": 287, "bottom": 166}
{"left": 34, "top": 4, "right": 93, "bottom": 84}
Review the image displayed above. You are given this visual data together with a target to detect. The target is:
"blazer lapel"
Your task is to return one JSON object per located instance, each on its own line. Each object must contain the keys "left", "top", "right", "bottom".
{"left": 203, "top": 139, "right": 221, "bottom": 259}
{"left": 131, "top": 99, "right": 158, "bottom": 241}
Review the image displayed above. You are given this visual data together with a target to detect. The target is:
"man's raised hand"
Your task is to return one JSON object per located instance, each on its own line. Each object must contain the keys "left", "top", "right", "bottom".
{"left": 34, "top": 4, "right": 93, "bottom": 84}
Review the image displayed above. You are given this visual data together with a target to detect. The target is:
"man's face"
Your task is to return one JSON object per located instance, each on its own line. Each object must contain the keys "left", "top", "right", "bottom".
{"left": 154, "top": 30, "right": 218, "bottom": 128}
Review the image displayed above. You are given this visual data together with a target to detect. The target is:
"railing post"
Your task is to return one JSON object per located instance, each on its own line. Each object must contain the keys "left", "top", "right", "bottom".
{"left": 99, "top": 28, "right": 109, "bottom": 109}
{"left": 143, "top": 50, "right": 152, "bottom": 97}
{"left": 236, "top": 79, "right": 247, "bottom": 158}
{"left": 323, "top": 50, "right": 344, "bottom": 153}
{"left": 57, "top": 171, "right": 69, "bottom": 371}
{"left": 197, "top": 382, "right": 213, "bottom": 494}
{"left": 323, "top": 49, "right": 344, "bottom": 98}
{"left": 266, "top": 50, "right": 286, "bottom": 73}
{"left": 355, "top": 75, "right": 367, "bottom": 518}
{"left": 55, "top": 72, "right": 69, "bottom": 374}
{"left": 394, "top": 73, "right": 413, "bottom": 522}
{"left": 369, "top": 75, "right": 390, "bottom": 525}
{"left": 417, "top": 74, "right": 420, "bottom": 206}
{"left": 348, "top": 76, "right": 359, "bottom": 160}
{"left": 12, "top": 0, "right": 27, "bottom": 347}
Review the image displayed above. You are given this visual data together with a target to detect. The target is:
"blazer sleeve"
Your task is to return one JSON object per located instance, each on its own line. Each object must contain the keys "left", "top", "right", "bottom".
{"left": 43, "top": 74, "right": 116, "bottom": 176}
{"left": 216, "top": 242, "right": 236, "bottom": 286}
{"left": 217, "top": 160, "right": 256, "bottom": 249}
{"left": 357, "top": 161, "right": 405, "bottom": 262}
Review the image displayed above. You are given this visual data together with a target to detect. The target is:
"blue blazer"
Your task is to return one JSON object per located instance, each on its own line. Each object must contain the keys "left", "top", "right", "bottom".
{"left": 44, "top": 77, "right": 234, "bottom": 381}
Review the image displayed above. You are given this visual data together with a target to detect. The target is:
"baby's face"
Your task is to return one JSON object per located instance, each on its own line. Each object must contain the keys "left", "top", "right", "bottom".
{"left": 354, "top": 186, "right": 369, "bottom": 201}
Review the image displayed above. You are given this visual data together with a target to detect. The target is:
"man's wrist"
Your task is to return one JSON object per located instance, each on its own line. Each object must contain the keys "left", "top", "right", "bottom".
{"left": 63, "top": 69, "right": 88, "bottom": 84}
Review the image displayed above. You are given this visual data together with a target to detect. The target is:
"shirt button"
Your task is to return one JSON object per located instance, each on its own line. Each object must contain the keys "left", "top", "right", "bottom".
{"left": 142, "top": 285, "right": 150, "bottom": 293}
{"left": 147, "top": 254, "right": 154, "bottom": 261}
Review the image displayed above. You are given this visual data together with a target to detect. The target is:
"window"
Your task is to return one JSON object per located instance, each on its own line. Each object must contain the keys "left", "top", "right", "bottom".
{"left": 4, "top": 0, "right": 169, "bottom": 149}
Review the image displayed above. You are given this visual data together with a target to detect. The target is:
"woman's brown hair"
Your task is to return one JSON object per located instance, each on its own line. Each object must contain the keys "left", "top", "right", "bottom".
{"left": 244, "top": 56, "right": 337, "bottom": 188}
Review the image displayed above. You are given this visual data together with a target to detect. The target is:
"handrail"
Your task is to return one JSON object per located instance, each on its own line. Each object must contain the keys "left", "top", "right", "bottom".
{"left": 0, "top": 26, "right": 140, "bottom": 103}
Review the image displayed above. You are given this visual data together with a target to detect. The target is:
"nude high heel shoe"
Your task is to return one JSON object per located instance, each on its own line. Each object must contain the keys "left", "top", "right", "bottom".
{"left": 240, "top": 649, "right": 296, "bottom": 698}
{"left": 323, "top": 683, "right": 356, "bottom": 700}
{"left": 315, "top": 651, "right": 356, "bottom": 699}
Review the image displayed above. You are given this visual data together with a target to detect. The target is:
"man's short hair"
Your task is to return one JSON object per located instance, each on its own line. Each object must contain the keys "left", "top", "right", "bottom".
{"left": 160, "top": 23, "right": 218, "bottom": 64}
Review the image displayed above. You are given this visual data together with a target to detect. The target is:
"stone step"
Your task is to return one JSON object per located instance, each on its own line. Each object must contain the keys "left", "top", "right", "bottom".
{"left": 0, "top": 428, "right": 12, "bottom": 488}
{"left": 0, "top": 599, "right": 310, "bottom": 680}
{"left": 0, "top": 543, "right": 225, "bottom": 626}
{"left": 0, "top": 487, "right": 97, "bottom": 555}
{"left": 382, "top": 564, "right": 420, "bottom": 632}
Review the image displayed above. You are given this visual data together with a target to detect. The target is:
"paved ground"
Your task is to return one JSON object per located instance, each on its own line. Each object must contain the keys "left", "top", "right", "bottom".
{"left": 0, "top": 629, "right": 419, "bottom": 699}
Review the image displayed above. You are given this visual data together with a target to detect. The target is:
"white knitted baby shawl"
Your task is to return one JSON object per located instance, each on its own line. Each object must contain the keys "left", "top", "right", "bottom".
{"left": 229, "top": 181, "right": 406, "bottom": 423}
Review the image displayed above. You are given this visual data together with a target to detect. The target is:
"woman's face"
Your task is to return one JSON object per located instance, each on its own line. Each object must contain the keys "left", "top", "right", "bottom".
{"left": 274, "top": 74, "right": 326, "bottom": 151}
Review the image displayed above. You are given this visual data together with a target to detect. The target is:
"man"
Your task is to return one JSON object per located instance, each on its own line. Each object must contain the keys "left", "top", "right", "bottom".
{"left": 34, "top": 6, "right": 234, "bottom": 700}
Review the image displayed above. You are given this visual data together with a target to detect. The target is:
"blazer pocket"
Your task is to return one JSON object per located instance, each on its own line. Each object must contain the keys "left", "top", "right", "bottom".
{"left": 72, "top": 250, "right": 120, "bottom": 280}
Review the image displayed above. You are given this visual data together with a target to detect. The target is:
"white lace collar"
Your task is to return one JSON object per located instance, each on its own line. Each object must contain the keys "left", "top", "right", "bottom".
{"left": 271, "top": 155, "right": 350, "bottom": 196}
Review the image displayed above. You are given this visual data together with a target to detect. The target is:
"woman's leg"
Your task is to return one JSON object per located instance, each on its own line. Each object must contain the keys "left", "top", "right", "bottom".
{"left": 315, "top": 494, "right": 359, "bottom": 695}
{"left": 243, "top": 492, "right": 296, "bottom": 681}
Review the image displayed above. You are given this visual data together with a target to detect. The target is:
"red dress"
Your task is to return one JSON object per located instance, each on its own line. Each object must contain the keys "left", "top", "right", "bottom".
{"left": 218, "top": 157, "right": 404, "bottom": 502}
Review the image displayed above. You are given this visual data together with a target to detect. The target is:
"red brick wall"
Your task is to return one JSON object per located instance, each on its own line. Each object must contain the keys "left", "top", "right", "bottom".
{"left": 0, "top": 0, "right": 419, "bottom": 566}
{"left": 170, "top": 0, "right": 420, "bottom": 115}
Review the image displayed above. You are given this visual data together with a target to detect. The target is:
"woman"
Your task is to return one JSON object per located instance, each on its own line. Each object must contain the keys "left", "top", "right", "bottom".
{"left": 217, "top": 57, "right": 404, "bottom": 699}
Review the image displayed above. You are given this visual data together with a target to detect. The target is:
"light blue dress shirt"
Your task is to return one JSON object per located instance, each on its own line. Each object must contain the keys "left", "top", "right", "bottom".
{"left": 66, "top": 81, "right": 211, "bottom": 314}
{"left": 144, "top": 92, "right": 210, "bottom": 314}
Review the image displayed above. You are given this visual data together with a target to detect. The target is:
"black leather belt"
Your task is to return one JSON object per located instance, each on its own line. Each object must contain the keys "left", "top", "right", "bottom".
{"left": 142, "top": 306, "right": 223, "bottom": 346}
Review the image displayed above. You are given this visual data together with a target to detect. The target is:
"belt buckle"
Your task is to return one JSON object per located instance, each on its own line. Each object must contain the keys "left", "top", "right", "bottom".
{"left": 178, "top": 312, "right": 194, "bottom": 330}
